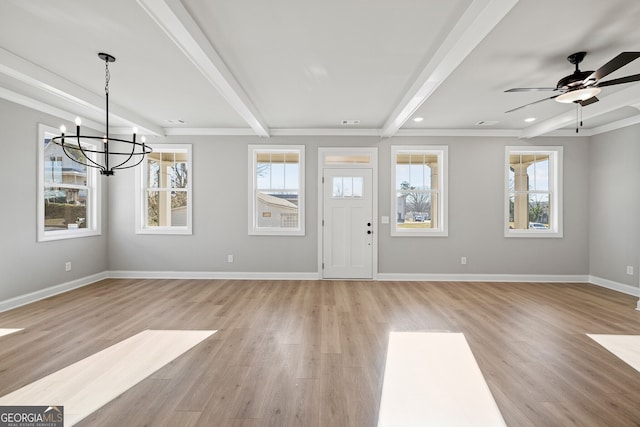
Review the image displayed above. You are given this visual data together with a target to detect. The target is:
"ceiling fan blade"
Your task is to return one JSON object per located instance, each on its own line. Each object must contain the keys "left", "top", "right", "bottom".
{"left": 596, "top": 73, "right": 640, "bottom": 87}
{"left": 578, "top": 96, "right": 599, "bottom": 107}
{"left": 504, "top": 87, "right": 556, "bottom": 92}
{"left": 505, "top": 94, "right": 560, "bottom": 113}
{"left": 583, "top": 52, "right": 640, "bottom": 85}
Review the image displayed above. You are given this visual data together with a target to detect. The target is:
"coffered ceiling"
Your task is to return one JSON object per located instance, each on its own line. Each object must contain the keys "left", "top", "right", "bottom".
{"left": 1, "top": 0, "right": 639, "bottom": 139}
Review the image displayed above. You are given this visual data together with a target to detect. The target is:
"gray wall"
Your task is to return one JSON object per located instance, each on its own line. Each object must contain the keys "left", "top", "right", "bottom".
{"left": 0, "top": 99, "right": 108, "bottom": 302}
{"left": 4, "top": 95, "right": 639, "bottom": 306}
{"left": 589, "top": 123, "right": 640, "bottom": 288}
{"left": 107, "top": 134, "right": 590, "bottom": 277}
{"left": 378, "top": 136, "right": 590, "bottom": 275}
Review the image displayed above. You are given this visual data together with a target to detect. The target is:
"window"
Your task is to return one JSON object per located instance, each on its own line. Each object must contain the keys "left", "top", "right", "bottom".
{"left": 136, "top": 144, "right": 192, "bottom": 234}
{"left": 391, "top": 146, "right": 448, "bottom": 236}
{"left": 37, "top": 124, "right": 101, "bottom": 241}
{"left": 249, "top": 145, "right": 304, "bottom": 236}
{"left": 505, "top": 146, "right": 562, "bottom": 238}
{"left": 332, "top": 176, "right": 364, "bottom": 198}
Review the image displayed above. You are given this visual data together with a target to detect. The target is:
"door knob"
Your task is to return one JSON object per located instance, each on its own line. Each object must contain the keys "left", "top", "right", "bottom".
{"left": 367, "top": 230, "right": 372, "bottom": 234}
{"left": 367, "top": 222, "right": 371, "bottom": 227}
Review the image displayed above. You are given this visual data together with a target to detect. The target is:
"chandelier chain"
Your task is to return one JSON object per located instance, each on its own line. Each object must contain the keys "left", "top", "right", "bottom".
{"left": 105, "top": 59, "right": 110, "bottom": 95}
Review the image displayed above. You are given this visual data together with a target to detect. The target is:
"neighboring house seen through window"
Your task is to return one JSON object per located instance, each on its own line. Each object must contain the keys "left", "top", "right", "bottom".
{"left": 37, "top": 124, "right": 101, "bottom": 242}
{"left": 249, "top": 145, "right": 305, "bottom": 236}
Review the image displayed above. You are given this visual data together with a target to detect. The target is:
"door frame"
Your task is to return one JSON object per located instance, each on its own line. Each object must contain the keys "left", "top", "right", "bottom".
{"left": 318, "top": 147, "right": 378, "bottom": 279}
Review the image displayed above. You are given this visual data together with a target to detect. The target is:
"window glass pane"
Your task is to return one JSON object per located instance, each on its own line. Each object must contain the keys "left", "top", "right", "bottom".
{"left": 257, "top": 160, "right": 271, "bottom": 189}
{"left": 333, "top": 177, "right": 343, "bottom": 197}
{"left": 396, "top": 164, "right": 410, "bottom": 189}
{"left": 528, "top": 193, "right": 550, "bottom": 227}
{"left": 527, "top": 155, "right": 549, "bottom": 191}
{"left": 284, "top": 162, "right": 298, "bottom": 190}
{"left": 409, "top": 164, "right": 424, "bottom": 188}
{"left": 270, "top": 162, "right": 285, "bottom": 189}
{"left": 343, "top": 177, "right": 353, "bottom": 197}
{"left": 256, "top": 192, "right": 299, "bottom": 228}
{"left": 171, "top": 190, "right": 188, "bottom": 226}
{"left": 44, "top": 188, "right": 88, "bottom": 230}
{"left": 324, "top": 154, "right": 370, "bottom": 164}
{"left": 174, "top": 162, "right": 188, "bottom": 188}
{"left": 148, "top": 157, "right": 160, "bottom": 188}
{"left": 44, "top": 142, "right": 88, "bottom": 184}
{"left": 146, "top": 190, "right": 159, "bottom": 226}
{"left": 353, "top": 177, "right": 363, "bottom": 197}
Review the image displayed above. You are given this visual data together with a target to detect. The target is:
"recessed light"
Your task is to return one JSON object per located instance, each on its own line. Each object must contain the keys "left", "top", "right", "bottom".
{"left": 524, "top": 117, "right": 536, "bottom": 122}
{"left": 341, "top": 120, "right": 360, "bottom": 125}
{"left": 413, "top": 117, "right": 424, "bottom": 122}
{"left": 166, "top": 119, "right": 186, "bottom": 124}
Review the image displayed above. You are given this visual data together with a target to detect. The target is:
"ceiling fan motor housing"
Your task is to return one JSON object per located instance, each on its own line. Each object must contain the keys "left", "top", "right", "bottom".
{"left": 556, "top": 70, "right": 594, "bottom": 90}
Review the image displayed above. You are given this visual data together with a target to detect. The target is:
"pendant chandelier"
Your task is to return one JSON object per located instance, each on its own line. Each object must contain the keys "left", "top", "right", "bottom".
{"left": 52, "top": 53, "right": 152, "bottom": 176}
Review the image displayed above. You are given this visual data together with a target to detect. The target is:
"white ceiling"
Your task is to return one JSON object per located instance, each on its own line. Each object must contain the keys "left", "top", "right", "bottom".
{"left": 1, "top": 0, "right": 640, "bottom": 139}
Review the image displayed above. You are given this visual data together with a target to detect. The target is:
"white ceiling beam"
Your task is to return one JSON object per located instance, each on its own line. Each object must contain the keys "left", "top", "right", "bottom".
{"left": 0, "top": 87, "right": 103, "bottom": 132}
{"left": 0, "top": 48, "right": 164, "bottom": 136}
{"left": 519, "top": 82, "right": 640, "bottom": 138}
{"left": 136, "top": 0, "right": 270, "bottom": 138}
{"left": 380, "top": 0, "right": 519, "bottom": 138}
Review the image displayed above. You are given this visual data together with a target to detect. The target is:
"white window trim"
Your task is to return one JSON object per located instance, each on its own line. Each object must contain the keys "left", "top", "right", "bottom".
{"left": 504, "top": 146, "right": 563, "bottom": 238}
{"left": 37, "top": 124, "right": 101, "bottom": 242}
{"left": 390, "top": 145, "right": 448, "bottom": 237}
{"left": 248, "top": 145, "right": 305, "bottom": 236}
{"left": 135, "top": 144, "right": 193, "bottom": 235}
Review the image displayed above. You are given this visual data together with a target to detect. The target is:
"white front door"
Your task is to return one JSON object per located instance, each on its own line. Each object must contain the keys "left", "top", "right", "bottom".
{"left": 322, "top": 168, "right": 373, "bottom": 279}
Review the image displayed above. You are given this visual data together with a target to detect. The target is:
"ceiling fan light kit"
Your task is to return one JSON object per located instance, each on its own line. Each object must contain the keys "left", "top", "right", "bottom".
{"left": 555, "top": 87, "right": 601, "bottom": 103}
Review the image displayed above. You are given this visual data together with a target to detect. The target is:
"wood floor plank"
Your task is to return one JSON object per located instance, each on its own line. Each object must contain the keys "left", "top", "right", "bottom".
{"left": 0, "top": 329, "right": 215, "bottom": 426}
{"left": 1, "top": 279, "right": 640, "bottom": 425}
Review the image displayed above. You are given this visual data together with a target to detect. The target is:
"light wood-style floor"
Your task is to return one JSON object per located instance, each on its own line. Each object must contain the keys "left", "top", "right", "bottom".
{"left": 1, "top": 279, "right": 640, "bottom": 426}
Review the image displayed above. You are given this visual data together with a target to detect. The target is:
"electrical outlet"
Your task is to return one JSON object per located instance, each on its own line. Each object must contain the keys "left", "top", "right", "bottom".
{"left": 627, "top": 266, "right": 634, "bottom": 276}
{"left": 227, "top": 255, "right": 234, "bottom": 263}
{"left": 65, "top": 261, "right": 72, "bottom": 272}
{"left": 461, "top": 257, "right": 467, "bottom": 265}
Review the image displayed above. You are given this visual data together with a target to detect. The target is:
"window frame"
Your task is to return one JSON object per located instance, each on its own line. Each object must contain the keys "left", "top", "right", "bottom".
{"left": 504, "top": 146, "right": 563, "bottom": 238}
{"left": 248, "top": 144, "right": 305, "bottom": 236}
{"left": 135, "top": 143, "right": 193, "bottom": 235}
{"left": 37, "top": 123, "right": 101, "bottom": 242}
{"left": 390, "top": 145, "right": 448, "bottom": 237}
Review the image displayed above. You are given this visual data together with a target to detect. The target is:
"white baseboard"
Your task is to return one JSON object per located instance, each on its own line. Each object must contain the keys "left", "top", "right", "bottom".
{"left": 589, "top": 275, "right": 640, "bottom": 297}
{"left": 107, "top": 270, "right": 321, "bottom": 281}
{"left": 376, "top": 273, "right": 590, "bottom": 283}
{"left": 0, "top": 272, "right": 108, "bottom": 313}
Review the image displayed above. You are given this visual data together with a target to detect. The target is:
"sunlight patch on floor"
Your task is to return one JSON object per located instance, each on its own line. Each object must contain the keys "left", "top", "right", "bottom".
{"left": 0, "top": 328, "right": 22, "bottom": 337}
{"left": 587, "top": 334, "right": 640, "bottom": 373}
{"left": 0, "top": 329, "right": 216, "bottom": 426}
{"left": 377, "top": 331, "right": 506, "bottom": 427}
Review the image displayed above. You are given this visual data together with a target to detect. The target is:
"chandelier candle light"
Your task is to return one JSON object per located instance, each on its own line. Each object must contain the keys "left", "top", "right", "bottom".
{"left": 52, "top": 53, "right": 152, "bottom": 176}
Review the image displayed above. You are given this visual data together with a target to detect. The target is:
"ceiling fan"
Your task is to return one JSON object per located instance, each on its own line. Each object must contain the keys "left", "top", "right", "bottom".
{"left": 505, "top": 51, "right": 640, "bottom": 113}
